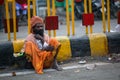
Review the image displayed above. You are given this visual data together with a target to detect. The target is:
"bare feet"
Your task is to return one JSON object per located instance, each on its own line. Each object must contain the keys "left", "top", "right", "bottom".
{"left": 52, "top": 44, "right": 62, "bottom": 71}
{"left": 52, "top": 63, "right": 63, "bottom": 71}
{"left": 52, "top": 60, "right": 63, "bottom": 71}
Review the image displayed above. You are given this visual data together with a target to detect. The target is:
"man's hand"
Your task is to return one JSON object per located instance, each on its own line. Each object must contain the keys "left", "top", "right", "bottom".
{"left": 34, "top": 34, "right": 44, "bottom": 40}
{"left": 43, "top": 45, "right": 54, "bottom": 52}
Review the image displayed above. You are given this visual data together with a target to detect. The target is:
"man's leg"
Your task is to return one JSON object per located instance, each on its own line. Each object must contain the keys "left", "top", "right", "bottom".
{"left": 52, "top": 44, "right": 63, "bottom": 71}
{"left": 48, "top": 38, "right": 63, "bottom": 71}
{"left": 21, "top": 9, "right": 27, "bottom": 21}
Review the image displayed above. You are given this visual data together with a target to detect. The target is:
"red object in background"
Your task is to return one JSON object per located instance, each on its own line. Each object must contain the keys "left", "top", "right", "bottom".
{"left": 118, "top": 11, "right": 120, "bottom": 24}
{"left": 4, "top": 19, "right": 18, "bottom": 33}
{"left": 57, "top": 0, "right": 64, "bottom": 2}
{"left": 82, "top": 13, "right": 94, "bottom": 26}
{"left": 15, "top": 0, "right": 27, "bottom": 4}
{"left": 45, "top": 16, "right": 58, "bottom": 30}
{"left": 21, "top": 3, "right": 27, "bottom": 10}
{"left": 75, "top": 0, "right": 82, "bottom": 2}
{"left": 0, "top": 0, "right": 4, "bottom": 5}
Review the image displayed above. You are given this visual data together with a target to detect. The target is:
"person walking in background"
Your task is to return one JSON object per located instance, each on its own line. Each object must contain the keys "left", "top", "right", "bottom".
{"left": 16, "top": 2, "right": 27, "bottom": 22}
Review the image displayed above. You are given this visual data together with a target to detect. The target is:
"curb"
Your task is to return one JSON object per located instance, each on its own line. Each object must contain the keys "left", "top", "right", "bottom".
{"left": 0, "top": 62, "right": 110, "bottom": 77}
{"left": 0, "top": 32, "right": 120, "bottom": 66}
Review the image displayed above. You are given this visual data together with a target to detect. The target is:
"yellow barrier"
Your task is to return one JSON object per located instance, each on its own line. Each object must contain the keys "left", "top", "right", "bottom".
{"left": 101, "top": 0, "right": 111, "bottom": 33}
{"left": 66, "top": 0, "right": 70, "bottom": 36}
{"left": 27, "top": 0, "right": 31, "bottom": 34}
{"left": 107, "top": 0, "right": 111, "bottom": 32}
{"left": 71, "top": 0, "right": 75, "bottom": 36}
{"left": 46, "top": 0, "right": 56, "bottom": 37}
{"left": 4, "top": 0, "right": 113, "bottom": 40}
{"left": 101, "top": 0, "right": 106, "bottom": 33}
{"left": 12, "top": 0, "right": 17, "bottom": 40}
{"left": 83, "top": 0, "right": 93, "bottom": 34}
{"left": 32, "top": 0, "right": 36, "bottom": 16}
{"left": 83, "top": 0, "right": 88, "bottom": 34}
{"left": 46, "top": 0, "right": 51, "bottom": 36}
{"left": 83, "top": 0, "right": 111, "bottom": 34}
{"left": 52, "top": 0, "right": 56, "bottom": 37}
{"left": 88, "top": 33, "right": 108, "bottom": 56}
{"left": 5, "top": 0, "right": 11, "bottom": 41}
{"left": 88, "top": 0, "right": 93, "bottom": 34}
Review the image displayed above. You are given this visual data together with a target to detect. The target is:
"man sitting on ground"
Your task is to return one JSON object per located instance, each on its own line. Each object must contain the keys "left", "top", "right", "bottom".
{"left": 21, "top": 16, "right": 62, "bottom": 74}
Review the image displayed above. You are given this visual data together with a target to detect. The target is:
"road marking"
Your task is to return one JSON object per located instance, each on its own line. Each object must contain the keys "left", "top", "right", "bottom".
{"left": 0, "top": 62, "right": 110, "bottom": 77}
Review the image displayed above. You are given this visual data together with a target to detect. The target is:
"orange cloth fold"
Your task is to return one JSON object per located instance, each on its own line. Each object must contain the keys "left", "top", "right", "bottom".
{"left": 24, "top": 37, "right": 60, "bottom": 74}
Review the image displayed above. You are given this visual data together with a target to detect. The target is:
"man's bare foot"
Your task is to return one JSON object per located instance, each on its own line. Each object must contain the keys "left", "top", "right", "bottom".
{"left": 52, "top": 64, "right": 63, "bottom": 71}
{"left": 52, "top": 60, "right": 63, "bottom": 71}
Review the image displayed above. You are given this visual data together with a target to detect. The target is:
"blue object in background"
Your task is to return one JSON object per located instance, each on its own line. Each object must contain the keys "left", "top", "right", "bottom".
{"left": 16, "top": 2, "right": 22, "bottom": 16}
{"left": 16, "top": 2, "right": 27, "bottom": 16}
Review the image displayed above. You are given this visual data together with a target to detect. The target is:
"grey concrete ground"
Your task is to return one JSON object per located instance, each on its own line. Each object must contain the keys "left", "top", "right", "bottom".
{"left": 0, "top": 19, "right": 118, "bottom": 41}
{"left": 0, "top": 56, "right": 120, "bottom": 80}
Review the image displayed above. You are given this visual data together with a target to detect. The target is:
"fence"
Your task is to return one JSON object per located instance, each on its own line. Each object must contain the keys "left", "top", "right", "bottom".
{"left": 2, "top": 0, "right": 120, "bottom": 41}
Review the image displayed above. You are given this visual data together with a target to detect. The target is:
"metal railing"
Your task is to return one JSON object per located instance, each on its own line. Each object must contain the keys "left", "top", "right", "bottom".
{"left": 4, "top": 0, "right": 119, "bottom": 41}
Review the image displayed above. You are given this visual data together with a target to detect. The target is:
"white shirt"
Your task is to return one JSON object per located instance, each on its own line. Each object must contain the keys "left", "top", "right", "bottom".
{"left": 36, "top": 39, "right": 49, "bottom": 50}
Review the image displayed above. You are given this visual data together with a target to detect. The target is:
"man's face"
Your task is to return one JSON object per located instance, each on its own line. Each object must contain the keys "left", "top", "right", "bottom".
{"left": 33, "top": 23, "right": 44, "bottom": 37}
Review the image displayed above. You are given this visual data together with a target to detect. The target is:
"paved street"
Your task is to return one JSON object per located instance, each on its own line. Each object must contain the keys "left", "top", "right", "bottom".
{"left": 0, "top": 58, "right": 120, "bottom": 80}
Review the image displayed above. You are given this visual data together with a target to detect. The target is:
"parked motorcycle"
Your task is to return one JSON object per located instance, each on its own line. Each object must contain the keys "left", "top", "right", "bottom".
{"left": 74, "top": 0, "right": 84, "bottom": 19}
{"left": 92, "top": 0, "right": 106, "bottom": 20}
{"left": 114, "top": 0, "right": 120, "bottom": 9}
{"left": 109, "top": 0, "right": 120, "bottom": 18}
{"left": 74, "top": 0, "right": 106, "bottom": 20}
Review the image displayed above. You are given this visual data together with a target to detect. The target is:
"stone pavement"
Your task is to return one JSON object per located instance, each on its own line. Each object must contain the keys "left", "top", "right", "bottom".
{"left": 0, "top": 55, "right": 120, "bottom": 79}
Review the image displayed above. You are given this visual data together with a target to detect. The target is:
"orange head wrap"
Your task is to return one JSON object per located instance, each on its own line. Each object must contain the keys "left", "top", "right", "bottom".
{"left": 30, "top": 16, "right": 44, "bottom": 28}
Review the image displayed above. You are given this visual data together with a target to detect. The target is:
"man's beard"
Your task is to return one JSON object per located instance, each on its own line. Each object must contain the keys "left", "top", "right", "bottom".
{"left": 33, "top": 29, "right": 44, "bottom": 37}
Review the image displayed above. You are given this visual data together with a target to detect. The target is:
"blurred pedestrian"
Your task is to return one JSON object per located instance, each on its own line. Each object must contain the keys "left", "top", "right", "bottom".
{"left": 16, "top": 2, "right": 27, "bottom": 22}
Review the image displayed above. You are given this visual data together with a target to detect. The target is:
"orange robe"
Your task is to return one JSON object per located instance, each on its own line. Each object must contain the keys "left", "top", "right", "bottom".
{"left": 23, "top": 33, "right": 60, "bottom": 74}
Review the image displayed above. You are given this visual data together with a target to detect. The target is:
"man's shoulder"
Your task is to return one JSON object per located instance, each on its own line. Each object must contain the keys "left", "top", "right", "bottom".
{"left": 27, "top": 33, "right": 34, "bottom": 37}
{"left": 25, "top": 33, "right": 35, "bottom": 41}
{"left": 44, "top": 33, "right": 49, "bottom": 37}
